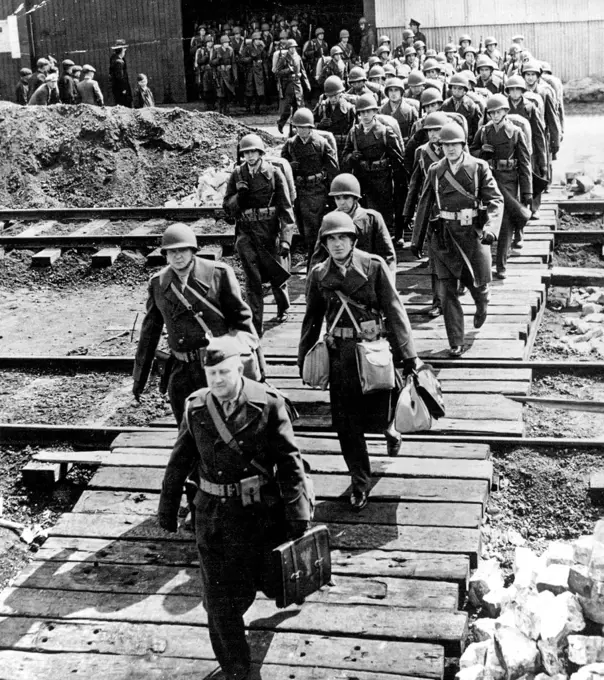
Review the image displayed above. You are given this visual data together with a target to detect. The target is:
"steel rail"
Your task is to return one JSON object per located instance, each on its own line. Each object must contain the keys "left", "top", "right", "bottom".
{"left": 2, "top": 356, "right": 604, "bottom": 372}
{"left": 2, "top": 422, "right": 604, "bottom": 450}
{"left": 0, "top": 207, "right": 225, "bottom": 221}
{"left": 0, "top": 233, "right": 235, "bottom": 249}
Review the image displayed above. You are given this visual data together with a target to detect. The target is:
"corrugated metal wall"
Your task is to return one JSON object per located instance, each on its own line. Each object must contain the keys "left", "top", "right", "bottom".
{"left": 376, "top": 0, "right": 604, "bottom": 82}
{"left": 27, "top": 0, "right": 185, "bottom": 104}
{"left": 0, "top": 0, "right": 29, "bottom": 101}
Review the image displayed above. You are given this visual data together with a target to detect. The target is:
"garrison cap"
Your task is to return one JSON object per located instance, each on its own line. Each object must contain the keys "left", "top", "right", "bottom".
{"left": 204, "top": 335, "right": 245, "bottom": 367}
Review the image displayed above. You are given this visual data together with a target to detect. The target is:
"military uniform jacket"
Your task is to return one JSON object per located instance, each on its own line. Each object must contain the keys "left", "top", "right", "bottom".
{"left": 299, "top": 248, "right": 416, "bottom": 368}
{"left": 133, "top": 257, "right": 255, "bottom": 392}
{"left": 476, "top": 75, "right": 503, "bottom": 95}
{"left": 309, "top": 206, "right": 396, "bottom": 272}
{"left": 508, "top": 96, "right": 548, "bottom": 176}
{"left": 380, "top": 98, "right": 419, "bottom": 142}
{"left": 303, "top": 38, "right": 329, "bottom": 73}
{"left": 211, "top": 45, "right": 238, "bottom": 94}
{"left": 318, "top": 58, "right": 347, "bottom": 87}
{"left": 470, "top": 119, "right": 533, "bottom": 201}
{"left": 441, "top": 94, "right": 482, "bottom": 143}
{"left": 275, "top": 52, "right": 310, "bottom": 91}
{"left": 223, "top": 159, "right": 296, "bottom": 245}
{"left": 526, "top": 81, "right": 561, "bottom": 154}
{"left": 314, "top": 96, "right": 356, "bottom": 137}
{"left": 404, "top": 141, "right": 444, "bottom": 218}
{"left": 158, "top": 378, "right": 311, "bottom": 534}
{"left": 342, "top": 120, "right": 405, "bottom": 172}
{"left": 281, "top": 131, "right": 339, "bottom": 184}
{"left": 412, "top": 154, "right": 503, "bottom": 286}
{"left": 240, "top": 44, "right": 269, "bottom": 96}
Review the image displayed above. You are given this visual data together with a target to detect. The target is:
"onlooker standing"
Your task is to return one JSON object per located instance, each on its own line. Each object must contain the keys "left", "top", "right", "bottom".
{"left": 409, "top": 19, "right": 427, "bottom": 46}
{"left": 29, "top": 57, "right": 50, "bottom": 93}
{"left": 109, "top": 38, "right": 133, "bottom": 107}
{"left": 28, "top": 69, "right": 59, "bottom": 105}
{"left": 133, "top": 73, "right": 155, "bottom": 108}
{"left": 77, "top": 65, "right": 104, "bottom": 106}
{"left": 15, "top": 68, "right": 32, "bottom": 105}
{"left": 58, "top": 59, "right": 77, "bottom": 104}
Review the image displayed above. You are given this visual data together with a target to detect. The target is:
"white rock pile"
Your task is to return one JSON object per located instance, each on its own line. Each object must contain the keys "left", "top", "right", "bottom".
{"left": 555, "top": 288, "right": 604, "bottom": 356}
{"left": 460, "top": 520, "right": 604, "bottom": 680}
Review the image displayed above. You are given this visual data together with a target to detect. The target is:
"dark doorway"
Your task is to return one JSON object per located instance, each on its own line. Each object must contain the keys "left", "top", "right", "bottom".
{"left": 180, "top": 0, "right": 363, "bottom": 101}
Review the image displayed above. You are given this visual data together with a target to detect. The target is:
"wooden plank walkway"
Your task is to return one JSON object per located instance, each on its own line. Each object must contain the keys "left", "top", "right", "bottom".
{"left": 0, "top": 200, "right": 558, "bottom": 678}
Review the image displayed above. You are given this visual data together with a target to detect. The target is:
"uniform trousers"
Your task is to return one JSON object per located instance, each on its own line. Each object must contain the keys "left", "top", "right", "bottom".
{"left": 167, "top": 359, "right": 207, "bottom": 425}
{"left": 329, "top": 338, "right": 393, "bottom": 494}
{"left": 195, "top": 492, "right": 283, "bottom": 680}
{"left": 358, "top": 166, "right": 394, "bottom": 230}
{"left": 277, "top": 81, "right": 304, "bottom": 128}
{"left": 437, "top": 277, "right": 489, "bottom": 347}
{"left": 296, "top": 181, "right": 328, "bottom": 260}
{"left": 236, "top": 229, "right": 290, "bottom": 336}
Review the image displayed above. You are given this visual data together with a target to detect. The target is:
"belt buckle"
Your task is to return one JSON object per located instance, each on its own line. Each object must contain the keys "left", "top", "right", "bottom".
{"left": 226, "top": 483, "right": 239, "bottom": 498}
{"left": 240, "top": 476, "right": 262, "bottom": 506}
{"left": 459, "top": 208, "right": 474, "bottom": 226}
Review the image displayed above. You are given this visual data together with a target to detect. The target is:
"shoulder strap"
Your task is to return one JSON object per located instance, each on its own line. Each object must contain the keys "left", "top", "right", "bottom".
{"left": 169, "top": 282, "right": 214, "bottom": 337}
{"left": 205, "top": 394, "right": 271, "bottom": 477}
{"left": 334, "top": 290, "right": 362, "bottom": 333}
{"left": 443, "top": 167, "right": 479, "bottom": 206}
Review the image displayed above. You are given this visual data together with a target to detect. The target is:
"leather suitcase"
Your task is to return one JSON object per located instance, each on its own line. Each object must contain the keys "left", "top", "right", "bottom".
{"left": 272, "top": 525, "right": 331, "bottom": 609}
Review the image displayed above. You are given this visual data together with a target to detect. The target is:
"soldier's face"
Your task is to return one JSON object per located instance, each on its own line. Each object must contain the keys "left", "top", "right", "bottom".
{"left": 166, "top": 247, "right": 195, "bottom": 272}
{"left": 205, "top": 357, "right": 243, "bottom": 400}
{"left": 465, "top": 53, "right": 475, "bottom": 64}
{"left": 451, "top": 86, "right": 466, "bottom": 99}
{"left": 524, "top": 72, "right": 538, "bottom": 86}
{"left": 387, "top": 88, "right": 402, "bottom": 103}
{"left": 478, "top": 67, "right": 492, "bottom": 79}
{"left": 328, "top": 93, "right": 341, "bottom": 105}
{"left": 507, "top": 87, "right": 523, "bottom": 101}
{"left": 296, "top": 126, "right": 312, "bottom": 140}
{"left": 243, "top": 150, "right": 261, "bottom": 166}
{"left": 325, "top": 233, "right": 354, "bottom": 261}
{"left": 486, "top": 44, "right": 496, "bottom": 53}
{"left": 460, "top": 41, "right": 469, "bottom": 50}
{"left": 488, "top": 108, "right": 507, "bottom": 125}
{"left": 425, "top": 69, "right": 438, "bottom": 80}
{"left": 352, "top": 81, "right": 365, "bottom": 92}
{"left": 334, "top": 195, "right": 356, "bottom": 213}
{"left": 359, "top": 110, "right": 376, "bottom": 125}
{"left": 428, "top": 129, "right": 441, "bottom": 143}
{"left": 424, "top": 102, "right": 440, "bottom": 114}
{"left": 410, "top": 85, "right": 423, "bottom": 96}
{"left": 442, "top": 142, "right": 464, "bottom": 162}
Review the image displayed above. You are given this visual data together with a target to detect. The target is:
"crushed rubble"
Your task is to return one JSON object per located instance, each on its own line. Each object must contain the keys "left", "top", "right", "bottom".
{"left": 0, "top": 104, "right": 277, "bottom": 208}
{"left": 464, "top": 522, "right": 604, "bottom": 680}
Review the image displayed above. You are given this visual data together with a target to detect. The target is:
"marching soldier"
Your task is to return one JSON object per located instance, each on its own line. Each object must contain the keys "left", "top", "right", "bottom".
{"left": 310, "top": 173, "right": 396, "bottom": 272}
{"left": 471, "top": 94, "right": 532, "bottom": 277}
{"left": 459, "top": 44, "right": 477, "bottom": 73}
{"left": 314, "top": 75, "right": 356, "bottom": 164}
{"left": 404, "top": 87, "right": 445, "bottom": 173}
{"left": 303, "top": 27, "right": 329, "bottom": 99}
{"left": 318, "top": 46, "right": 348, "bottom": 87}
{"left": 403, "top": 111, "right": 449, "bottom": 316}
{"left": 540, "top": 62, "right": 565, "bottom": 135}
{"left": 442, "top": 73, "right": 482, "bottom": 143}
{"left": 458, "top": 34, "right": 472, "bottom": 58}
{"left": 357, "top": 16, "right": 376, "bottom": 63}
{"left": 239, "top": 31, "right": 269, "bottom": 114}
{"left": 366, "top": 65, "right": 387, "bottom": 105}
{"left": 212, "top": 34, "right": 238, "bottom": 115}
{"left": 281, "top": 108, "right": 339, "bottom": 260}
{"left": 381, "top": 76, "right": 418, "bottom": 244}
{"left": 337, "top": 29, "right": 356, "bottom": 68}
{"left": 194, "top": 35, "right": 216, "bottom": 107}
{"left": 444, "top": 43, "right": 460, "bottom": 72}
{"left": 159, "top": 335, "right": 311, "bottom": 680}
{"left": 475, "top": 55, "right": 503, "bottom": 94}
{"left": 299, "top": 212, "right": 418, "bottom": 510}
{"left": 399, "top": 46, "right": 418, "bottom": 77}
{"left": 483, "top": 37, "right": 504, "bottom": 70}
{"left": 505, "top": 75, "right": 548, "bottom": 222}
{"left": 343, "top": 93, "right": 405, "bottom": 232}
{"left": 289, "top": 19, "right": 305, "bottom": 49}
{"left": 412, "top": 122, "right": 504, "bottom": 357}
{"left": 224, "top": 134, "right": 295, "bottom": 335}
{"left": 404, "top": 70, "right": 426, "bottom": 104}
{"left": 132, "top": 223, "right": 257, "bottom": 423}
{"left": 275, "top": 38, "right": 311, "bottom": 134}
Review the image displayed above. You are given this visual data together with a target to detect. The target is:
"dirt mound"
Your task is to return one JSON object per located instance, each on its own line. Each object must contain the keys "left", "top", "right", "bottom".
{"left": 564, "top": 76, "right": 604, "bottom": 103}
{"left": 0, "top": 104, "right": 277, "bottom": 208}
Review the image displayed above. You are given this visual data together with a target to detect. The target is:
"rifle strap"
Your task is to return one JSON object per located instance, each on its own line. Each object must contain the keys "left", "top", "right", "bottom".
{"left": 170, "top": 283, "right": 215, "bottom": 338}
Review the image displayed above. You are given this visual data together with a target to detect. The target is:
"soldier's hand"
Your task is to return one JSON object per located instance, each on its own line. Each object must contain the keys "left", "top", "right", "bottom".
{"left": 279, "top": 241, "right": 290, "bottom": 257}
{"left": 350, "top": 151, "right": 363, "bottom": 162}
{"left": 410, "top": 244, "right": 423, "bottom": 259}
{"left": 481, "top": 230, "right": 497, "bottom": 245}
{"left": 236, "top": 180, "right": 250, "bottom": 194}
{"left": 286, "top": 519, "right": 310, "bottom": 539}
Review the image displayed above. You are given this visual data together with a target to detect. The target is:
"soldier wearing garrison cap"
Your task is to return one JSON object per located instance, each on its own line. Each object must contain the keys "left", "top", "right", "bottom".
{"left": 159, "top": 332, "right": 311, "bottom": 680}
{"left": 133, "top": 223, "right": 258, "bottom": 424}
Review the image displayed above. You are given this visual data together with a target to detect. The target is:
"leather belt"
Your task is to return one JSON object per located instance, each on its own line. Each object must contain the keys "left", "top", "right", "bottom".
{"left": 198, "top": 475, "right": 267, "bottom": 498}
{"left": 218, "top": 65, "right": 232, "bottom": 71}
{"left": 490, "top": 159, "right": 517, "bottom": 170}
{"left": 360, "top": 158, "right": 389, "bottom": 170}
{"left": 439, "top": 209, "right": 478, "bottom": 221}
{"left": 332, "top": 322, "right": 385, "bottom": 339}
{"left": 241, "top": 206, "right": 277, "bottom": 220}
{"left": 172, "top": 348, "right": 205, "bottom": 363}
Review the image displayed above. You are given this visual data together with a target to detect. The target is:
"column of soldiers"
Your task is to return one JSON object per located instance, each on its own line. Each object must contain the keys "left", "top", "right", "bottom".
{"left": 14, "top": 39, "right": 155, "bottom": 108}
